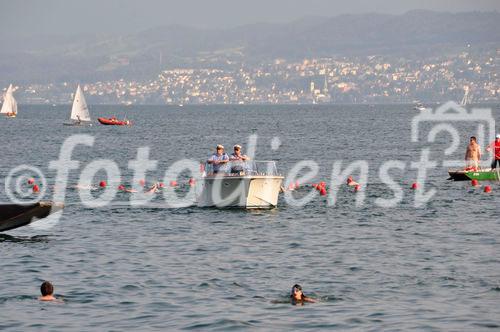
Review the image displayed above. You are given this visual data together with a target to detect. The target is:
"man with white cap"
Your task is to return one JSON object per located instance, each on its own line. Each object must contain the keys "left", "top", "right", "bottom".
{"left": 486, "top": 134, "right": 500, "bottom": 169}
{"left": 229, "top": 144, "right": 250, "bottom": 162}
{"left": 229, "top": 144, "right": 250, "bottom": 174}
{"left": 207, "top": 144, "right": 229, "bottom": 174}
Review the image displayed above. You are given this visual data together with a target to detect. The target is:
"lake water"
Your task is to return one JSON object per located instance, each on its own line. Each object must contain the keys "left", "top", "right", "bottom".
{"left": 1, "top": 104, "right": 499, "bottom": 330}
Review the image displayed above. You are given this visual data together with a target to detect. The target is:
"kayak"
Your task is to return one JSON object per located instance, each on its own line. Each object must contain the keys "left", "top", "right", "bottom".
{"left": 448, "top": 169, "right": 500, "bottom": 181}
{"left": 0, "top": 201, "right": 64, "bottom": 232}
{"left": 97, "top": 117, "right": 131, "bottom": 126}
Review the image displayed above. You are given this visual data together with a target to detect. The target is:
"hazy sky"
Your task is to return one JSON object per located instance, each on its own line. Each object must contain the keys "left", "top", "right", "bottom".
{"left": 2, "top": 0, "right": 499, "bottom": 36}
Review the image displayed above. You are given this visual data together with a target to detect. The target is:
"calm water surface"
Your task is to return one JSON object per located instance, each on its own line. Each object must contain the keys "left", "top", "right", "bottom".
{"left": 1, "top": 104, "right": 499, "bottom": 331}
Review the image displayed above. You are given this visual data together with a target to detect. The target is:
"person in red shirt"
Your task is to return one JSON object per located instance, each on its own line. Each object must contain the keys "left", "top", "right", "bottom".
{"left": 486, "top": 134, "right": 500, "bottom": 169}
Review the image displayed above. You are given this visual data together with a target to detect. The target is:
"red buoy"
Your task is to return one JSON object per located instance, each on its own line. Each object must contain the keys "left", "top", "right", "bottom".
{"left": 411, "top": 182, "right": 418, "bottom": 190}
{"left": 27, "top": 178, "right": 35, "bottom": 185}
{"left": 188, "top": 178, "right": 195, "bottom": 187}
{"left": 99, "top": 180, "right": 107, "bottom": 188}
{"left": 319, "top": 181, "right": 326, "bottom": 188}
{"left": 484, "top": 185, "right": 492, "bottom": 193}
{"left": 32, "top": 184, "right": 40, "bottom": 193}
{"left": 354, "top": 184, "right": 361, "bottom": 192}
{"left": 471, "top": 179, "right": 479, "bottom": 187}
{"left": 319, "top": 188, "right": 327, "bottom": 196}
{"left": 295, "top": 180, "right": 300, "bottom": 189}
{"left": 158, "top": 182, "right": 165, "bottom": 188}
{"left": 170, "top": 180, "right": 178, "bottom": 187}
{"left": 118, "top": 184, "right": 125, "bottom": 191}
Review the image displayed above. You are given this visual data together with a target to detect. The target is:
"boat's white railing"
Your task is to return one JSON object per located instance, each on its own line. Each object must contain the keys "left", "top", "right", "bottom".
{"left": 203, "top": 160, "right": 280, "bottom": 177}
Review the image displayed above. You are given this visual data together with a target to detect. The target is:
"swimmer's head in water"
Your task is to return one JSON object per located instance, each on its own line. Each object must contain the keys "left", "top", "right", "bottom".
{"left": 291, "top": 284, "right": 303, "bottom": 299}
{"left": 40, "top": 281, "right": 54, "bottom": 296}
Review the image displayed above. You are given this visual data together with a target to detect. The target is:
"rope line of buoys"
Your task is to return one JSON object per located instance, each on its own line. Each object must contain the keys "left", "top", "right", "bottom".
{"left": 21, "top": 173, "right": 497, "bottom": 198}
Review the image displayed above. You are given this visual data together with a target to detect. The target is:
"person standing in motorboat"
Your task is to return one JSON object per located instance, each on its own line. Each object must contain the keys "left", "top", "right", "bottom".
{"left": 465, "top": 136, "right": 481, "bottom": 170}
{"left": 229, "top": 144, "right": 250, "bottom": 162}
{"left": 207, "top": 144, "right": 229, "bottom": 174}
{"left": 229, "top": 144, "right": 250, "bottom": 174}
{"left": 486, "top": 134, "right": 500, "bottom": 169}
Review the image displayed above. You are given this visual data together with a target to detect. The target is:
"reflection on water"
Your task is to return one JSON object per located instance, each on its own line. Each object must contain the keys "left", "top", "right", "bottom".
{"left": 0, "top": 234, "right": 50, "bottom": 243}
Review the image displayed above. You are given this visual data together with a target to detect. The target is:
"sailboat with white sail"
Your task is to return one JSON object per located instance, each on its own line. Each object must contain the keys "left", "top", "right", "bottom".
{"left": 1, "top": 84, "right": 18, "bottom": 118}
{"left": 64, "top": 85, "right": 92, "bottom": 126}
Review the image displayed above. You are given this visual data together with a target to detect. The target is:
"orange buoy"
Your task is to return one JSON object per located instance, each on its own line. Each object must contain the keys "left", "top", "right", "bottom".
{"left": 484, "top": 185, "right": 492, "bottom": 193}
{"left": 27, "top": 178, "right": 35, "bottom": 185}
{"left": 319, "top": 187, "right": 327, "bottom": 196}
{"left": 471, "top": 179, "right": 479, "bottom": 187}
{"left": 32, "top": 184, "right": 40, "bottom": 193}
{"left": 170, "top": 180, "right": 178, "bottom": 187}
{"left": 411, "top": 182, "right": 418, "bottom": 190}
{"left": 99, "top": 180, "right": 107, "bottom": 188}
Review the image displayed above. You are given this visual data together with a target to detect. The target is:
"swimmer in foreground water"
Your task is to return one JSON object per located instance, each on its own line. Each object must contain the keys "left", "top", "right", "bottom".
{"left": 39, "top": 281, "right": 56, "bottom": 302}
{"left": 290, "top": 284, "right": 316, "bottom": 304}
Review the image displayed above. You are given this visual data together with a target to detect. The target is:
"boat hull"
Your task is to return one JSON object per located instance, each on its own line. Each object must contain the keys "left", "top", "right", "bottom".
{"left": 97, "top": 117, "right": 130, "bottom": 126}
{"left": 63, "top": 121, "right": 92, "bottom": 126}
{"left": 0, "top": 201, "right": 64, "bottom": 232}
{"left": 448, "top": 170, "right": 470, "bottom": 181}
{"left": 196, "top": 175, "right": 283, "bottom": 208}
{"left": 466, "top": 169, "right": 499, "bottom": 181}
{"left": 448, "top": 169, "right": 500, "bottom": 181}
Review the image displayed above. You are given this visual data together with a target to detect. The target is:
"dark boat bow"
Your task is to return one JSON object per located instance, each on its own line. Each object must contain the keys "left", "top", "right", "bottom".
{"left": 0, "top": 201, "right": 64, "bottom": 232}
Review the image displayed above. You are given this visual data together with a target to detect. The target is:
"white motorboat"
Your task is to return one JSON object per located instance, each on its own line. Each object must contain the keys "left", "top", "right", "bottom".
{"left": 196, "top": 161, "right": 284, "bottom": 209}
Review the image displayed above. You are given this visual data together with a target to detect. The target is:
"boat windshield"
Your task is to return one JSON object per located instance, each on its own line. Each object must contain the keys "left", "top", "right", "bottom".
{"left": 203, "top": 160, "right": 279, "bottom": 177}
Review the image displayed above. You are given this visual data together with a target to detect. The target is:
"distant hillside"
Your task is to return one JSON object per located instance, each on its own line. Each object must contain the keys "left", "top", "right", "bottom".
{"left": 0, "top": 10, "right": 499, "bottom": 85}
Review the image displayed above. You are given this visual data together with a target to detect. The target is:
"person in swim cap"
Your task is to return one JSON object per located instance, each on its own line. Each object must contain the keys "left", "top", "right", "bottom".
{"left": 290, "top": 284, "right": 316, "bottom": 304}
{"left": 346, "top": 176, "right": 359, "bottom": 187}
